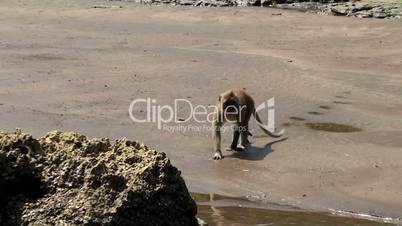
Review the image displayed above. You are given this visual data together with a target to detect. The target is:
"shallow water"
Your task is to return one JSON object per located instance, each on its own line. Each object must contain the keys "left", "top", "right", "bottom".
{"left": 308, "top": 111, "right": 324, "bottom": 115}
{"left": 305, "top": 122, "right": 362, "bottom": 132}
{"left": 319, "top": 105, "right": 331, "bottom": 110}
{"left": 193, "top": 193, "right": 395, "bottom": 226}
{"left": 289, "top": 116, "right": 306, "bottom": 121}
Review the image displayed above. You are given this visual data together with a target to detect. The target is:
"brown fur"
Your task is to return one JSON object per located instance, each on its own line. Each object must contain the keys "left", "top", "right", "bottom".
{"left": 212, "top": 89, "right": 284, "bottom": 160}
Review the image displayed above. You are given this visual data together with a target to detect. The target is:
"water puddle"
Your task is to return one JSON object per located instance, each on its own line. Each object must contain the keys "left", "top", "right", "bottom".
{"left": 289, "top": 116, "right": 306, "bottom": 121}
{"left": 308, "top": 111, "right": 324, "bottom": 115}
{"left": 335, "top": 95, "right": 347, "bottom": 99}
{"left": 319, "top": 105, "right": 331, "bottom": 110}
{"left": 305, "top": 122, "right": 362, "bottom": 133}
{"left": 192, "top": 193, "right": 396, "bottom": 226}
{"left": 333, "top": 101, "right": 350, "bottom": 104}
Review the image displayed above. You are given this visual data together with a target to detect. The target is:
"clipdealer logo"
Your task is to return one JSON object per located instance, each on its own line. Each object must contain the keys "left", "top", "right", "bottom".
{"left": 128, "top": 97, "right": 279, "bottom": 132}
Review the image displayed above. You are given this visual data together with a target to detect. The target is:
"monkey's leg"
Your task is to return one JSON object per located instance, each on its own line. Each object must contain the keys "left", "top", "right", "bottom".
{"left": 238, "top": 107, "right": 252, "bottom": 151}
{"left": 245, "top": 131, "right": 251, "bottom": 146}
{"left": 213, "top": 121, "right": 223, "bottom": 160}
{"left": 238, "top": 124, "right": 250, "bottom": 151}
{"left": 226, "top": 125, "right": 240, "bottom": 152}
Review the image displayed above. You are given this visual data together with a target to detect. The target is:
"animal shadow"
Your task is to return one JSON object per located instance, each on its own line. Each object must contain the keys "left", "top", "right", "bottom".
{"left": 227, "top": 137, "right": 288, "bottom": 161}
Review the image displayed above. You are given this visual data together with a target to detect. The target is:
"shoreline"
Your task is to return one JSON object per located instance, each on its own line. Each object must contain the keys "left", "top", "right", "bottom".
{"left": 192, "top": 192, "right": 401, "bottom": 225}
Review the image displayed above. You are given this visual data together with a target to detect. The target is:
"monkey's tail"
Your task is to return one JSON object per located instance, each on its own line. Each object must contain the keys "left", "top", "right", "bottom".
{"left": 253, "top": 111, "right": 284, "bottom": 138}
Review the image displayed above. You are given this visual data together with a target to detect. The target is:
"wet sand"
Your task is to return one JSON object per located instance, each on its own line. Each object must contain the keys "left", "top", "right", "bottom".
{"left": 0, "top": 0, "right": 402, "bottom": 221}
{"left": 193, "top": 192, "right": 396, "bottom": 225}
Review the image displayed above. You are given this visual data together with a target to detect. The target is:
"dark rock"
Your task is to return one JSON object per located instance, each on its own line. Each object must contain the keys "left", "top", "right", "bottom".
{"left": 355, "top": 10, "right": 372, "bottom": 18}
{"left": 389, "top": 8, "right": 401, "bottom": 16}
{"left": 350, "top": 3, "right": 374, "bottom": 12}
{"left": 0, "top": 130, "right": 200, "bottom": 226}
{"left": 373, "top": 12, "right": 387, "bottom": 18}
{"left": 108, "top": 0, "right": 402, "bottom": 19}
{"left": 194, "top": 0, "right": 233, "bottom": 7}
{"left": 271, "top": 1, "right": 401, "bottom": 19}
{"left": 0, "top": 129, "right": 45, "bottom": 225}
{"left": 331, "top": 5, "right": 349, "bottom": 15}
{"left": 180, "top": 0, "right": 196, "bottom": 5}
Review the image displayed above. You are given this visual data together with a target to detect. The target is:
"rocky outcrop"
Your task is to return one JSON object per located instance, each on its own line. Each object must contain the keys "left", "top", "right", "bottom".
{"left": 121, "top": 0, "right": 348, "bottom": 7}
{"left": 271, "top": 1, "right": 401, "bottom": 18}
{"left": 273, "top": 1, "right": 401, "bottom": 18}
{"left": 0, "top": 130, "right": 44, "bottom": 224}
{"left": 328, "top": 2, "right": 401, "bottom": 18}
{"left": 0, "top": 129, "right": 199, "bottom": 226}
{"left": 117, "top": 0, "right": 401, "bottom": 19}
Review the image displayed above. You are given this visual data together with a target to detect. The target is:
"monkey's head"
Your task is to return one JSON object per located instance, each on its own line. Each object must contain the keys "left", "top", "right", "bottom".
{"left": 219, "top": 91, "right": 238, "bottom": 114}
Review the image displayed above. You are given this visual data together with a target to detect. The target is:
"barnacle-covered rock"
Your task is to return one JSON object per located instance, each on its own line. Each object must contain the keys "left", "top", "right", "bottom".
{"left": 0, "top": 130, "right": 199, "bottom": 226}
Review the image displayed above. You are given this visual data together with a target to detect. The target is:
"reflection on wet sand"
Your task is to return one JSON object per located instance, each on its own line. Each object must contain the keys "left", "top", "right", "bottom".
{"left": 193, "top": 193, "right": 396, "bottom": 226}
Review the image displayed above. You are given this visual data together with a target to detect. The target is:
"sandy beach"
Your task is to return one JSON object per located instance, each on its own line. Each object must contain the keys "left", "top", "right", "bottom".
{"left": 0, "top": 0, "right": 401, "bottom": 221}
